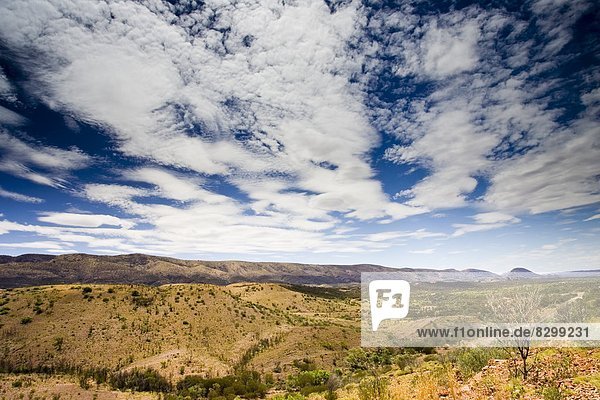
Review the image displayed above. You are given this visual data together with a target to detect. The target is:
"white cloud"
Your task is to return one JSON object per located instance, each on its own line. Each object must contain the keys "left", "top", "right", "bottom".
{"left": 531, "top": 238, "right": 577, "bottom": 253}
{"left": 364, "top": 229, "right": 446, "bottom": 242}
{"left": 0, "top": 0, "right": 596, "bottom": 263}
{"left": 389, "top": 8, "right": 485, "bottom": 80}
{"left": 422, "top": 20, "right": 479, "bottom": 77}
{"left": 0, "top": 131, "right": 90, "bottom": 187}
{"left": 379, "top": 3, "right": 599, "bottom": 226}
{"left": 0, "top": 106, "right": 27, "bottom": 126}
{"left": 584, "top": 214, "right": 600, "bottom": 222}
{"left": 0, "top": 0, "right": 419, "bottom": 225}
{"left": 38, "top": 212, "right": 135, "bottom": 229}
{"left": 484, "top": 125, "right": 600, "bottom": 214}
{"left": 385, "top": 109, "right": 497, "bottom": 209}
{"left": 0, "top": 214, "right": 393, "bottom": 256}
{"left": 0, "top": 66, "right": 16, "bottom": 102}
{"left": 452, "top": 222, "right": 513, "bottom": 237}
{"left": 83, "top": 184, "right": 149, "bottom": 207}
{"left": 0, "top": 186, "right": 43, "bottom": 203}
{"left": 531, "top": 0, "right": 593, "bottom": 62}
{"left": 452, "top": 212, "right": 521, "bottom": 237}
{"left": 125, "top": 167, "right": 231, "bottom": 204}
{"left": 581, "top": 88, "right": 600, "bottom": 118}
{"left": 472, "top": 212, "right": 520, "bottom": 225}
{"left": 409, "top": 248, "right": 435, "bottom": 254}
{"left": 0, "top": 241, "right": 70, "bottom": 250}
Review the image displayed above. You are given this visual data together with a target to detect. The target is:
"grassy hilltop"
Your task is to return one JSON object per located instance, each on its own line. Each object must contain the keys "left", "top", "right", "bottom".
{"left": 0, "top": 283, "right": 359, "bottom": 376}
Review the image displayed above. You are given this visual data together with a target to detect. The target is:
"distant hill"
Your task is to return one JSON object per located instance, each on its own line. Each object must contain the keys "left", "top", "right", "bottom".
{"left": 2, "top": 253, "right": 597, "bottom": 288}
{"left": 503, "top": 267, "right": 539, "bottom": 280}
{"left": 0, "top": 253, "right": 393, "bottom": 288}
{"left": 551, "top": 269, "right": 600, "bottom": 278}
{"left": 509, "top": 267, "right": 535, "bottom": 273}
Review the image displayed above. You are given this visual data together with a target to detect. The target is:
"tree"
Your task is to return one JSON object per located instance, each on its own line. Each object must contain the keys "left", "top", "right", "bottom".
{"left": 487, "top": 286, "right": 543, "bottom": 380}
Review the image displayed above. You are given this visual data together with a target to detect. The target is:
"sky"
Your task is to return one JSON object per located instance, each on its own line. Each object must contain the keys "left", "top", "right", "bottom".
{"left": 0, "top": 0, "right": 598, "bottom": 273}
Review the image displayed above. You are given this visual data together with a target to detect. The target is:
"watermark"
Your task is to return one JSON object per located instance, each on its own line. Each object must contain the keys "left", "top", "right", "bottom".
{"left": 361, "top": 272, "right": 600, "bottom": 347}
{"left": 369, "top": 279, "right": 410, "bottom": 331}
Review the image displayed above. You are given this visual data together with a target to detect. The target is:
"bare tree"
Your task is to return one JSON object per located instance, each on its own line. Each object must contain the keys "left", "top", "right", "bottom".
{"left": 487, "top": 286, "right": 544, "bottom": 380}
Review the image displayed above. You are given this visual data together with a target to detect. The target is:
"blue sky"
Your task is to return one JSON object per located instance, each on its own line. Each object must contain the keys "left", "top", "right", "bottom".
{"left": 0, "top": 0, "right": 598, "bottom": 273}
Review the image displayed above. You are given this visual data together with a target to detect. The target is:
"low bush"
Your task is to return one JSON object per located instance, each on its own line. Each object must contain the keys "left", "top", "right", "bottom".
{"left": 109, "top": 368, "right": 171, "bottom": 392}
{"left": 177, "top": 370, "right": 267, "bottom": 399}
{"left": 292, "top": 358, "right": 317, "bottom": 372}
{"left": 449, "top": 348, "right": 505, "bottom": 379}
{"left": 358, "top": 375, "right": 389, "bottom": 400}
{"left": 131, "top": 292, "right": 154, "bottom": 307}
{"left": 271, "top": 394, "right": 306, "bottom": 400}
{"left": 346, "top": 348, "right": 396, "bottom": 371}
{"left": 287, "top": 369, "right": 330, "bottom": 395}
{"left": 393, "top": 353, "right": 418, "bottom": 371}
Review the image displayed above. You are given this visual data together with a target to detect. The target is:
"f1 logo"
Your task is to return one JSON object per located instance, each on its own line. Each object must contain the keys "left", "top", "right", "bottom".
{"left": 369, "top": 280, "right": 411, "bottom": 331}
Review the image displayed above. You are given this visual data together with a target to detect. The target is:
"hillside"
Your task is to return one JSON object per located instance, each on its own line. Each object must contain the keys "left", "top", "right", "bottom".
{"left": 1, "top": 282, "right": 600, "bottom": 400}
{"left": 0, "top": 283, "right": 360, "bottom": 377}
{"left": 0, "top": 253, "right": 391, "bottom": 288}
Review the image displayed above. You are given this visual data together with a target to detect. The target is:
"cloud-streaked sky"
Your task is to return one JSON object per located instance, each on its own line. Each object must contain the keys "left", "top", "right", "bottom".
{"left": 0, "top": 0, "right": 598, "bottom": 272}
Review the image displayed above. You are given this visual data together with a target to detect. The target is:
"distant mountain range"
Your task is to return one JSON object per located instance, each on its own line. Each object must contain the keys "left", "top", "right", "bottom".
{"left": 0, "top": 253, "right": 598, "bottom": 288}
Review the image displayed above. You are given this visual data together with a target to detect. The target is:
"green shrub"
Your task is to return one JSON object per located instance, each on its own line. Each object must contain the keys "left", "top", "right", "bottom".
{"left": 423, "top": 354, "right": 438, "bottom": 362}
{"left": 77, "top": 367, "right": 110, "bottom": 389}
{"left": 542, "top": 386, "right": 563, "bottom": 400}
{"left": 131, "top": 294, "right": 154, "bottom": 307}
{"left": 271, "top": 394, "right": 306, "bottom": 400}
{"left": 346, "top": 348, "right": 395, "bottom": 371}
{"left": 393, "top": 353, "right": 418, "bottom": 370}
{"left": 109, "top": 368, "right": 171, "bottom": 392}
{"left": 414, "top": 347, "right": 436, "bottom": 355}
{"left": 346, "top": 348, "right": 369, "bottom": 371}
{"left": 449, "top": 348, "right": 505, "bottom": 379}
{"left": 287, "top": 370, "right": 330, "bottom": 395}
{"left": 292, "top": 358, "right": 317, "bottom": 372}
{"left": 358, "top": 376, "right": 389, "bottom": 400}
{"left": 20, "top": 317, "right": 32, "bottom": 324}
{"left": 177, "top": 370, "right": 267, "bottom": 399}
{"left": 53, "top": 337, "right": 64, "bottom": 352}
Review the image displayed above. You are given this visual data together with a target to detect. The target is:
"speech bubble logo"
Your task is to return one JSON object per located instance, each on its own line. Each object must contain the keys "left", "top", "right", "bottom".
{"left": 369, "top": 280, "right": 411, "bottom": 331}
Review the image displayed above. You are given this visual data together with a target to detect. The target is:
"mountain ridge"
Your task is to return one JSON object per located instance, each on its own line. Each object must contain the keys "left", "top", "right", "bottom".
{"left": 0, "top": 253, "right": 391, "bottom": 288}
{"left": 0, "top": 253, "right": 598, "bottom": 288}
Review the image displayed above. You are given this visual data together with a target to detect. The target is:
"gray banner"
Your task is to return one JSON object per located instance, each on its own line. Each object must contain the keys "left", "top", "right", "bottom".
{"left": 361, "top": 272, "right": 600, "bottom": 347}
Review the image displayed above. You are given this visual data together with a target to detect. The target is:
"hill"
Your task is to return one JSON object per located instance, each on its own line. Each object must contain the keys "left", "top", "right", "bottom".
{"left": 3, "top": 253, "right": 599, "bottom": 289}
{"left": 1, "top": 281, "right": 600, "bottom": 400}
{"left": 0, "top": 253, "right": 391, "bottom": 288}
{"left": 503, "top": 267, "right": 539, "bottom": 280}
{"left": 0, "top": 283, "right": 360, "bottom": 378}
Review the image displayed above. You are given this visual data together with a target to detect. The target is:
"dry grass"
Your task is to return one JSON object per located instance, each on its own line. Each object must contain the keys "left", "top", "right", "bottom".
{"left": 2, "top": 284, "right": 599, "bottom": 400}
{"left": 0, "top": 373, "right": 160, "bottom": 400}
{"left": 0, "top": 283, "right": 358, "bottom": 379}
